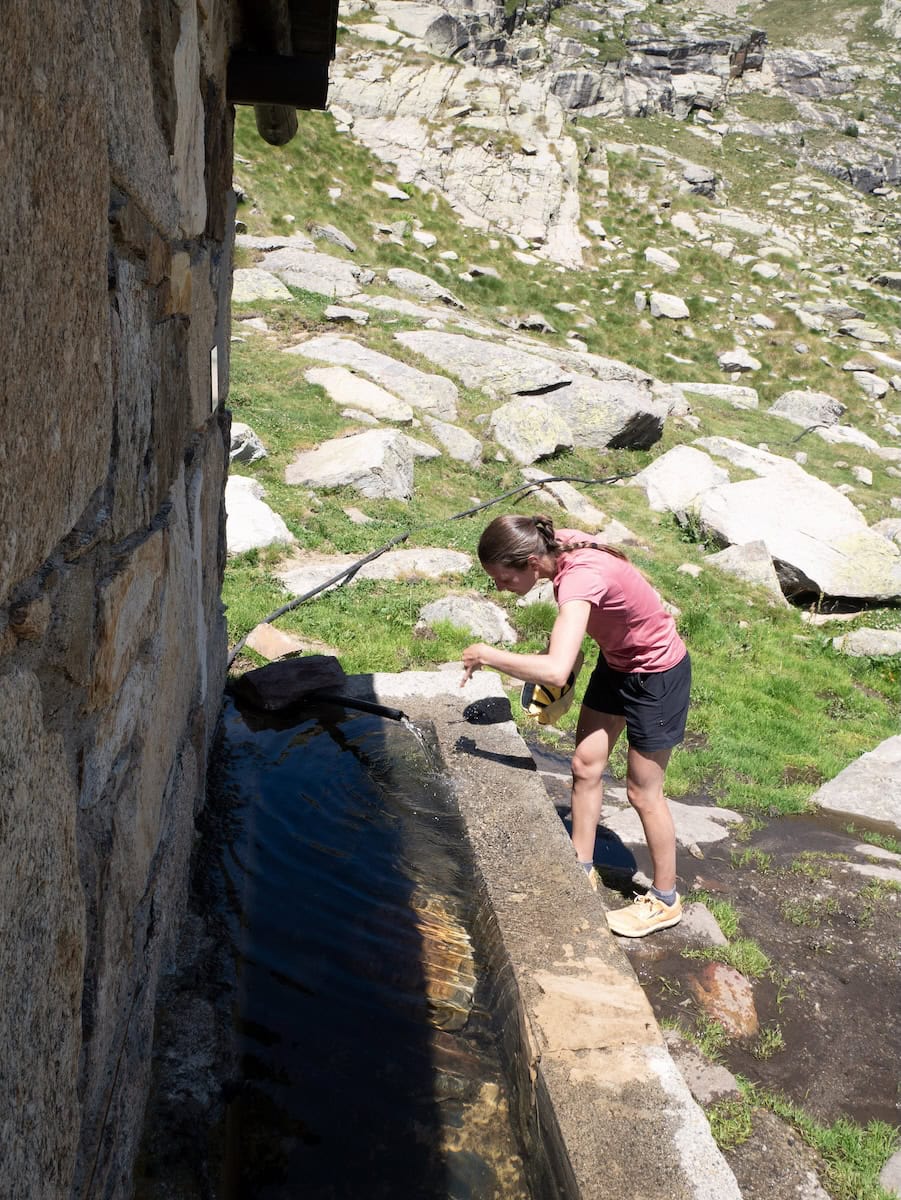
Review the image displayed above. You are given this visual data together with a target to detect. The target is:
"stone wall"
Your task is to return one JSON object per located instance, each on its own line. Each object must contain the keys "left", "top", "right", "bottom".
{"left": 0, "top": 3, "right": 235, "bottom": 1195}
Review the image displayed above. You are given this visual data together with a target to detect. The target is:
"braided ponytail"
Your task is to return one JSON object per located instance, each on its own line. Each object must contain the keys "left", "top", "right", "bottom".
{"left": 478, "top": 513, "right": 628, "bottom": 567}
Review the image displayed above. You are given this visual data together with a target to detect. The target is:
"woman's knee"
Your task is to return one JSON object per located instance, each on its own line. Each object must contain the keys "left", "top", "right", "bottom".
{"left": 571, "top": 747, "right": 606, "bottom": 786}
{"left": 625, "top": 778, "right": 664, "bottom": 812}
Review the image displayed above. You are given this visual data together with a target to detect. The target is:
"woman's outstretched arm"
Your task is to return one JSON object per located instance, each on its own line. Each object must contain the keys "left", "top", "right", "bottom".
{"left": 460, "top": 600, "right": 590, "bottom": 687}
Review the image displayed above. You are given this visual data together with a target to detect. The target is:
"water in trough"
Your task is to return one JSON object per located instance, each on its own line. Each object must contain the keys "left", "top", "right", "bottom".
{"left": 135, "top": 695, "right": 537, "bottom": 1199}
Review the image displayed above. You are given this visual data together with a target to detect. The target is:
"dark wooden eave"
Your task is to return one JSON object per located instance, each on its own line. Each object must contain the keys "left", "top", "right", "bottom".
{"left": 228, "top": 0, "right": 340, "bottom": 144}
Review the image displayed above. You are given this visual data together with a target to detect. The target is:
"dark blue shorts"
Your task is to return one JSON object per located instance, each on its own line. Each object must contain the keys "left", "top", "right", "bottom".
{"left": 582, "top": 653, "right": 691, "bottom": 752}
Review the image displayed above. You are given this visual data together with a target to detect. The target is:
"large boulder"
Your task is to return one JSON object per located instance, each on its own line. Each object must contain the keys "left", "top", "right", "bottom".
{"left": 767, "top": 390, "right": 845, "bottom": 428}
{"left": 386, "top": 267, "right": 465, "bottom": 308}
{"left": 629, "top": 446, "right": 729, "bottom": 518}
{"left": 546, "top": 375, "right": 668, "bottom": 450}
{"left": 488, "top": 396, "right": 573, "bottom": 465}
{"left": 261, "top": 247, "right": 375, "bottom": 299}
{"left": 395, "top": 330, "right": 570, "bottom": 398}
{"left": 284, "top": 429, "right": 414, "bottom": 500}
{"left": 809, "top": 736, "right": 901, "bottom": 833}
{"left": 696, "top": 472, "right": 901, "bottom": 600}
{"left": 286, "top": 335, "right": 458, "bottom": 419}
{"left": 704, "top": 541, "right": 788, "bottom": 604}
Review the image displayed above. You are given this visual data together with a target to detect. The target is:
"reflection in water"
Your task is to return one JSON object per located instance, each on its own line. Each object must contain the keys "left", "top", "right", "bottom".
{"left": 216, "top": 697, "right": 531, "bottom": 1200}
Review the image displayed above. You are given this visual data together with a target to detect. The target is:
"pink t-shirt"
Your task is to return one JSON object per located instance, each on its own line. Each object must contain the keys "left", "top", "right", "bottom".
{"left": 553, "top": 531, "right": 686, "bottom": 673}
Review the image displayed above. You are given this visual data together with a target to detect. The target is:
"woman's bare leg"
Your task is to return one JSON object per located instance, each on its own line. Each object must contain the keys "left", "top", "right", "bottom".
{"left": 570, "top": 705, "right": 626, "bottom": 863}
{"left": 625, "top": 744, "right": 676, "bottom": 893}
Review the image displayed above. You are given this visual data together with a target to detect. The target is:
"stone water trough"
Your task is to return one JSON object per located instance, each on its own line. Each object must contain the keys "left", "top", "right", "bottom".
{"left": 139, "top": 658, "right": 740, "bottom": 1198}
{"left": 273, "top": 662, "right": 741, "bottom": 1199}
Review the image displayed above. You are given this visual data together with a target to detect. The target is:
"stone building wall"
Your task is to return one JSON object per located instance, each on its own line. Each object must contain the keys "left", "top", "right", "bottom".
{"left": 1, "top": 3, "right": 238, "bottom": 1195}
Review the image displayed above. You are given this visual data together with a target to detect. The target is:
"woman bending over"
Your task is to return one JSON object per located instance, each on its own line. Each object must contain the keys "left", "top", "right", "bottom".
{"left": 460, "top": 513, "right": 691, "bottom": 938}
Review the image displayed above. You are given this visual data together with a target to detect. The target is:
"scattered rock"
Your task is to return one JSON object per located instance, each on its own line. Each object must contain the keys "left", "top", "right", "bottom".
{"left": 832, "top": 628, "right": 901, "bottom": 657}
{"left": 766, "top": 390, "right": 845, "bottom": 429}
{"left": 810, "top": 735, "right": 901, "bottom": 832}
{"left": 650, "top": 292, "right": 690, "bottom": 320}
{"left": 304, "top": 366, "right": 414, "bottom": 423}
{"left": 225, "top": 476, "right": 294, "bottom": 555}
{"left": 309, "top": 223, "right": 357, "bottom": 252}
{"left": 260, "top": 246, "right": 375, "bottom": 299}
{"left": 687, "top": 963, "right": 759, "bottom": 1038}
{"left": 629, "top": 445, "right": 729, "bottom": 518}
{"left": 284, "top": 429, "right": 414, "bottom": 500}
{"left": 287, "top": 334, "right": 459, "bottom": 419}
{"left": 423, "top": 417, "right": 483, "bottom": 467}
{"left": 230, "top": 422, "right": 268, "bottom": 464}
{"left": 645, "top": 247, "right": 681, "bottom": 274}
{"left": 718, "top": 347, "right": 761, "bottom": 373}
{"left": 416, "top": 595, "right": 517, "bottom": 644}
{"left": 231, "top": 268, "right": 293, "bottom": 303}
{"left": 386, "top": 267, "right": 465, "bottom": 308}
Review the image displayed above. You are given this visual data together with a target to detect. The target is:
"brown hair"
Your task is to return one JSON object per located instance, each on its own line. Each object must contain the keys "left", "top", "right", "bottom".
{"left": 477, "top": 514, "right": 627, "bottom": 568}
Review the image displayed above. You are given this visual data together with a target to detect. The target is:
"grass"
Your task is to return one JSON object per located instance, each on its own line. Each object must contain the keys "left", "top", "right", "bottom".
{"left": 682, "top": 937, "right": 772, "bottom": 978}
{"left": 708, "top": 1079, "right": 900, "bottom": 1200}
{"left": 687, "top": 891, "right": 741, "bottom": 938}
{"left": 780, "top": 895, "right": 839, "bottom": 927}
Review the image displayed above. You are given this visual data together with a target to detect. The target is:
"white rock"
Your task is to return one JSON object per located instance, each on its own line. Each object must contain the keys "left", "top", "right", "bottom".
{"left": 304, "top": 366, "right": 414, "bottom": 423}
{"left": 832, "top": 628, "right": 901, "bottom": 656}
{"left": 767, "top": 390, "right": 845, "bottom": 428}
{"left": 676, "top": 382, "right": 758, "bottom": 410}
{"left": 697, "top": 471, "right": 901, "bottom": 600}
{"left": 422, "top": 417, "right": 482, "bottom": 467}
{"left": 284, "top": 429, "right": 415, "bottom": 500}
{"left": 230, "top": 422, "right": 268, "bottom": 464}
{"left": 231, "top": 268, "right": 293, "bottom": 303}
{"left": 261, "top": 247, "right": 375, "bottom": 299}
{"left": 489, "top": 396, "right": 573, "bottom": 465}
{"left": 287, "top": 334, "right": 458, "bottom": 419}
{"left": 629, "top": 445, "right": 729, "bottom": 517}
{"left": 810, "top": 736, "right": 901, "bottom": 832}
{"left": 387, "top": 267, "right": 465, "bottom": 308}
{"left": 372, "top": 180, "right": 410, "bottom": 200}
{"left": 645, "top": 247, "right": 681, "bottom": 274}
{"left": 705, "top": 540, "right": 788, "bottom": 602}
{"left": 416, "top": 595, "right": 517, "bottom": 644}
{"left": 225, "top": 476, "right": 294, "bottom": 555}
{"left": 650, "top": 292, "right": 690, "bottom": 320}
{"left": 395, "top": 330, "right": 569, "bottom": 398}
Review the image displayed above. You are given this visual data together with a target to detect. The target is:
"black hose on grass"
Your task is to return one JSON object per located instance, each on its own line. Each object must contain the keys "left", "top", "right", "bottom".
{"left": 226, "top": 471, "right": 636, "bottom": 668}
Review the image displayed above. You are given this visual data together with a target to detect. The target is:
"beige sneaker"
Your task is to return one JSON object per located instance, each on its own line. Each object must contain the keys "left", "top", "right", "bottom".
{"left": 606, "top": 892, "right": 682, "bottom": 938}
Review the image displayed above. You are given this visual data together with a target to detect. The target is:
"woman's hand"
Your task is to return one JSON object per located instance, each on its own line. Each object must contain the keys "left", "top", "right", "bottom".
{"left": 460, "top": 642, "right": 491, "bottom": 686}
